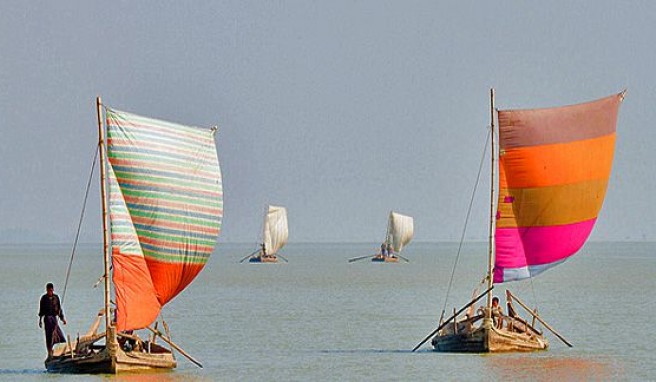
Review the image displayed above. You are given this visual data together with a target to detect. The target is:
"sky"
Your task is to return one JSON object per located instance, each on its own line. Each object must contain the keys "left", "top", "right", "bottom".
{"left": 0, "top": 1, "right": 654, "bottom": 244}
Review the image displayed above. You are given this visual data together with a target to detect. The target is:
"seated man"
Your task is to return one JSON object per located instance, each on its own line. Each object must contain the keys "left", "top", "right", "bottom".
{"left": 491, "top": 296, "right": 505, "bottom": 329}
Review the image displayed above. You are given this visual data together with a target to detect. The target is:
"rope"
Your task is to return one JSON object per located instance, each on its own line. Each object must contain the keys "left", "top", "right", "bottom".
{"left": 61, "top": 144, "right": 99, "bottom": 306}
{"left": 528, "top": 272, "right": 540, "bottom": 324}
{"left": 439, "top": 127, "right": 491, "bottom": 320}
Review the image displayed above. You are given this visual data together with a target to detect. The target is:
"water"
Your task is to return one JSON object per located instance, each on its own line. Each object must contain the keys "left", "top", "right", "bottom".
{"left": 0, "top": 242, "right": 654, "bottom": 380}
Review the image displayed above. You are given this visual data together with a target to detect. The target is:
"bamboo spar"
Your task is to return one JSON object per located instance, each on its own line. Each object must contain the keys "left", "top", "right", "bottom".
{"left": 507, "top": 291, "right": 573, "bottom": 348}
{"left": 96, "top": 97, "right": 111, "bottom": 333}
{"left": 486, "top": 88, "right": 496, "bottom": 318}
{"left": 147, "top": 326, "right": 203, "bottom": 368}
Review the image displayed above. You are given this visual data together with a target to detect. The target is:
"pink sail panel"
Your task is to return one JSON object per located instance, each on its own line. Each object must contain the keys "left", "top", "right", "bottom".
{"left": 494, "top": 92, "right": 624, "bottom": 283}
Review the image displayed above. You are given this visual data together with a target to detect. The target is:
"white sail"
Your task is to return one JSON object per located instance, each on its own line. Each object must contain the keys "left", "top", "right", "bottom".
{"left": 387, "top": 211, "right": 414, "bottom": 253}
{"left": 263, "top": 205, "right": 288, "bottom": 255}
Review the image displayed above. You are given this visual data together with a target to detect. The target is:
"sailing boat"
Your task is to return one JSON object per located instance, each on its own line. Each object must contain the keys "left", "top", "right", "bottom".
{"left": 349, "top": 211, "right": 414, "bottom": 263}
{"left": 45, "top": 97, "right": 223, "bottom": 373}
{"left": 413, "top": 89, "right": 625, "bottom": 353}
{"left": 242, "top": 205, "right": 288, "bottom": 263}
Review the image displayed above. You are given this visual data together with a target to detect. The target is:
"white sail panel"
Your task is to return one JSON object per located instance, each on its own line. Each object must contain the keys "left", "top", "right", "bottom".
{"left": 388, "top": 211, "right": 414, "bottom": 253}
{"left": 263, "top": 205, "right": 288, "bottom": 255}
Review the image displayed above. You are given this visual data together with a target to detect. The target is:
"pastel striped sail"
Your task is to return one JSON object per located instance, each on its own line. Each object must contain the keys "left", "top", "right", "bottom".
{"left": 106, "top": 108, "right": 223, "bottom": 331}
{"left": 494, "top": 92, "right": 624, "bottom": 283}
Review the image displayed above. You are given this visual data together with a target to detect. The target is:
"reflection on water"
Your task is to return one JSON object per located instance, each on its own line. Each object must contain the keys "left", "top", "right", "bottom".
{"left": 487, "top": 355, "right": 620, "bottom": 381}
{"left": 113, "top": 372, "right": 213, "bottom": 382}
{"left": 0, "top": 369, "right": 45, "bottom": 375}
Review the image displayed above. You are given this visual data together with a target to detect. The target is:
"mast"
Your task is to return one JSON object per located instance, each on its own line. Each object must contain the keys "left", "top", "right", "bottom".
{"left": 385, "top": 211, "right": 391, "bottom": 247}
{"left": 486, "top": 88, "right": 496, "bottom": 319}
{"left": 262, "top": 205, "right": 268, "bottom": 254}
{"left": 96, "top": 97, "right": 111, "bottom": 332}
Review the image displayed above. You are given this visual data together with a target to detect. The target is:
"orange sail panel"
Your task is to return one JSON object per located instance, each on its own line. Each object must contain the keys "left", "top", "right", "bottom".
{"left": 106, "top": 108, "right": 223, "bottom": 331}
{"left": 494, "top": 92, "right": 624, "bottom": 283}
{"left": 108, "top": 165, "right": 161, "bottom": 331}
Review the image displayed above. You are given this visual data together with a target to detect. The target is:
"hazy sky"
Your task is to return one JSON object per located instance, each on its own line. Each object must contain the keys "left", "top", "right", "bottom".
{"left": 1, "top": 1, "right": 654, "bottom": 244}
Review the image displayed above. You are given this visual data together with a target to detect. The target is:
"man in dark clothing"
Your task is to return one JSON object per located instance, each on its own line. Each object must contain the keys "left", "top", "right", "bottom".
{"left": 38, "top": 283, "right": 66, "bottom": 358}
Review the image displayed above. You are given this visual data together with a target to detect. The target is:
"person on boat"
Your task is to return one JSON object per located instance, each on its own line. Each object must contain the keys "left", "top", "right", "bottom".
{"left": 491, "top": 296, "right": 505, "bottom": 329}
{"left": 386, "top": 243, "right": 394, "bottom": 258}
{"left": 38, "top": 282, "right": 67, "bottom": 359}
{"left": 380, "top": 243, "right": 387, "bottom": 257}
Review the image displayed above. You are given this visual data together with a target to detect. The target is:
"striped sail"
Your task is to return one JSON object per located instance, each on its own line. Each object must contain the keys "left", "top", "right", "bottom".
{"left": 387, "top": 212, "right": 413, "bottom": 253}
{"left": 263, "top": 205, "right": 288, "bottom": 256}
{"left": 106, "top": 108, "right": 223, "bottom": 331}
{"left": 494, "top": 92, "right": 624, "bottom": 283}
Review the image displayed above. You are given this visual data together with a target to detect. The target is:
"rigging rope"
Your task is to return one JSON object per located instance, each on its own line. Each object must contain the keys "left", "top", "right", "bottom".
{"left": 439, "top": 127, "right": 491, "bottom": 321}
{"left": 61, "top": 144, "right": 99, "bottom": 306}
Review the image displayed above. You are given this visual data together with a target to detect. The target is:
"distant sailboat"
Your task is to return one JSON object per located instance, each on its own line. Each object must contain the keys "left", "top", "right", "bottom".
{"left": 413, "top": 89, "right": 625, "bottom": 353}
{"left": 46, "top": 98, "right": 222, "bottom": 373}
{"left": 350, "top": 211, "right": 414, "bottom": 263}
{"left": 241, "top": 205, "right": 289, "bottom": 263}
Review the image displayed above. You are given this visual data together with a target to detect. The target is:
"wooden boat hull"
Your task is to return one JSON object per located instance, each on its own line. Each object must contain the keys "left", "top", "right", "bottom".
{"left": 46, "top": 342, "right": 176, "bottom": 374}
{"left": 371, "top": 255, "right": 399, "bottom": 263}
{"left": 249, "top": 255, "right": 278, "bottom": 263}
{"left": 432, "top": 323, "right": 548, "bottom": 353}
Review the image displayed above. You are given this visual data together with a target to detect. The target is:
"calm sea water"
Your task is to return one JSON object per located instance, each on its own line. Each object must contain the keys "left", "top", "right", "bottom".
{"left": 0, "top": 242, "right": 654, "bottom": 381}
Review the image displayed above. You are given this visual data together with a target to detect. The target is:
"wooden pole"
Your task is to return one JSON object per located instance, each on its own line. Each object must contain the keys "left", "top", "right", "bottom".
{"left": 412, "top": 286, "right": 493, "bottom": 352}
{"left": 96, "top": 97, "right": 111, "bottom": 334}
{"left": 67, "top": 335, "right": 74, "bottom": 358}
{"left": 261, "top": 205, "right": 268, "bottom": 256}
{"left": 531, "top": 308, "right": 538, "bottom": 328}
{"left": 147, "top": 326, "right": 203, "bottom": 368}
{"left": 151, "top": 321, "right": 158, "bottom": 345}
{"left": 348, "top": 254, "right": 376, "bottom": 263}
{"left": 486, "top": 88, "right": 496, "bottom": 319}
{"left": 507, "top": 291, "right": 573, "bottom": 347}
{"left": 385, "top": 211, "right": 391, "bottom": 255}
{"left": 162, "top": 320, "right": 175, "bottom": 360}
{"left": 396, "top": 254, "right": 410, "bottom": 263}
{"left": 239, "top": 249, "right": 261, "bottom": 263}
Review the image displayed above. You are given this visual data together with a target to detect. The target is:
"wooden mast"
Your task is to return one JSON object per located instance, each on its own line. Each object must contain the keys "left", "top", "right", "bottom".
{"left": 485, "top": 88, "right": 496, "bottom": 321}
{"left": 95, "top": 97, "right": 111, "bottom": 333}
{"left": 385, "top": 211, "right": 391, "bottom": 251}
{"left": 262, "top": 205, "right": 268, "bottom": 257}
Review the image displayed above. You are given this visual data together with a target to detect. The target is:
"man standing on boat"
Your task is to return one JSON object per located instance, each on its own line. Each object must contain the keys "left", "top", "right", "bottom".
{"left": 38, "top": 282, "right": 66, "bottom": 359}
